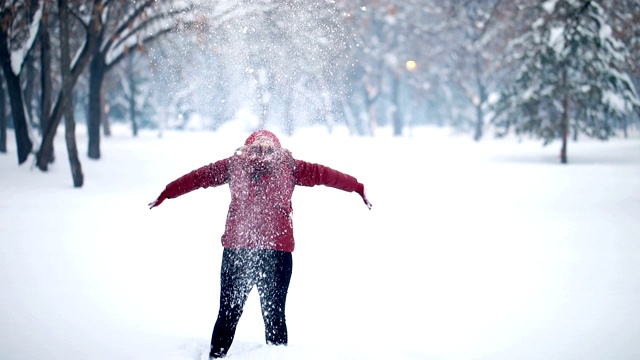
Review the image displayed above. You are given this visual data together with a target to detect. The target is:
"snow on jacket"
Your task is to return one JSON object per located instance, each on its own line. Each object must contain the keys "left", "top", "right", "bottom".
{"left": 157, "top": 134, "right": 362, "bottom": 252}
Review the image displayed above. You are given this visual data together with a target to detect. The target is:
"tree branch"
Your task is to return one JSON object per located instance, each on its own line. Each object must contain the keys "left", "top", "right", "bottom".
{"left": 105, "top": 26, "right": 174, "bottom": 72}
{"left": 475, "top": 0, "right": 504, "bottom": 41}
{"left": 67, "top": 5, "right": 89, "bottom": 31}
{"left": 105, "top": 0, "right": 156, "bottom": 51}
{"left": 110, "top": 7, "right": 187, "bottom": 52}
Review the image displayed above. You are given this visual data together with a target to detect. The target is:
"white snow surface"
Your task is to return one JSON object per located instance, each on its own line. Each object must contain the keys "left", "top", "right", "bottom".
{"left": 2, "top": 124, "right": 640, "bottom": 360}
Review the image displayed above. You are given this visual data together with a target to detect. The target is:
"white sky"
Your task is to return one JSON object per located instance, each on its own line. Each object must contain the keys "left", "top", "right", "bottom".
{"left": 1, "top": 123, "right": 640, "bottom": 360}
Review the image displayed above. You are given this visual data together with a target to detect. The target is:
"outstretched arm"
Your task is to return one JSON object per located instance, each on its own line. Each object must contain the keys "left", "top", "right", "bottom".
{"left": 148, "top": 158, "right": 231, "bottom": 209}
{"left": 294, "top": 159, "right": 372, "bottom": 210}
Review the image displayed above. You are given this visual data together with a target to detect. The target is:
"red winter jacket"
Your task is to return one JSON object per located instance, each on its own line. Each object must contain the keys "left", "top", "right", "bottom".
{"left": 157, "top": 133, "right": 362, "bottom": 252}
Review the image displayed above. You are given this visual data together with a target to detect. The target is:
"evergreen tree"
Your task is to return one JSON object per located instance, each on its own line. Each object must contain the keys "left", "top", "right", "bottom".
{"left": 492, "top": 0, "right": 640, "bottom": 163}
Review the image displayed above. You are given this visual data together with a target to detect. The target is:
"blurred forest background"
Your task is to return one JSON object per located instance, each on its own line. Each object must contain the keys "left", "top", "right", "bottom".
{"left": 1, "top": 0, "right": 639, "bottom": 186}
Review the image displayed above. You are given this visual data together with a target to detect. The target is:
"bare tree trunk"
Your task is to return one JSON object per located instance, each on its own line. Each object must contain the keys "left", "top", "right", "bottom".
{"left": 24, "top": 54, "right": 37, "bottom": 128}
{"left": 258, "top": 103, "right": 269, "bottom": 130}
{"left": 127, "top": 55, "right": 138, "bottom": 137}
{"left": 40, "top": 8, "right": 54, "bottom": 162}
{"left": 473, "top": 103, "right": 484, "bottom": 141}
{"left": 101, "top": 87, "right": 111, "bottom": 137}
{"left": 391, "top": 72, "right": 403, "bottom": 137}
{"left": 59, "top": 0, "right": 83, "bottom": 187}
{"left": 367, "top": 103, "right": 377, "bottom": 136}
{"left": 283, "top": 84, "right": 294, "bottom": 136}
{"left": 0, "top": 31, "right": 33, "bottom": 164}
{"left": 0, "top": 73, "right": 6, "bottom": 153}
{"left": 40, "top": 16, "right": 52, "bottom": 135}
{"left": 88, "top": 52, "right": 105, "bottom": 158}
{"left": 341, "top": 95, "right": 358, "bottom": 136}
{"left": 560, "top": 105, "right": 568, "bottom": 164}
{"left": 252, "top": 70, "right": 270, "bottom": 130}
{"left": 37, "top": 91, "right": 64, "bottom": 170}
{"left": 560, "top": 69, "right": 569, "bottom": 164}
{"left": 320, "top": 82, "right": 334, "bottom": 134}
{"left": 473, "top": 59, "right": 487, "bottom": 142}
{"left": 364, "top": 76, "right": 379, "bottom": 137}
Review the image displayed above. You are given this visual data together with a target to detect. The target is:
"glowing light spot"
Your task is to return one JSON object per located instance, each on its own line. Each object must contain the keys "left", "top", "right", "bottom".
{"left": 405, "top": 60, "right": 417, "bottom": 72}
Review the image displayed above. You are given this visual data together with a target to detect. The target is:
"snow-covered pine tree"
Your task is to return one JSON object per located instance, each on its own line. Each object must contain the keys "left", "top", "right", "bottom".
{"left": 492, "top": 0, "right": 640, "bottom": 163}
{"left": 604, "top": 0, "right": 640, "bottom": 136}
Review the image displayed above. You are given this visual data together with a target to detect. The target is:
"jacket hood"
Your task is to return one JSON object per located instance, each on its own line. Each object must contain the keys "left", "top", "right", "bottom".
{"left": 244, "top": 130, "right": 281, "bottom": 148}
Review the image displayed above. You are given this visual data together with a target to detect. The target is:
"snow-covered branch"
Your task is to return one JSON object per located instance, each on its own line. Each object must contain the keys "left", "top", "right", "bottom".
{"left": 100, "top": 0, "right": 156, "bottom": 53}
{"left": 105, "top": 1, "right": 193, "bottom": 65}
{"left": 9, "top": 2, "right": 43, "bottom": 75}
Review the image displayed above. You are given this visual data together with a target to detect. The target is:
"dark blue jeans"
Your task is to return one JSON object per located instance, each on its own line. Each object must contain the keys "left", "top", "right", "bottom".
{"left": 209, "top": 249, "right": 293, "bottom": 358}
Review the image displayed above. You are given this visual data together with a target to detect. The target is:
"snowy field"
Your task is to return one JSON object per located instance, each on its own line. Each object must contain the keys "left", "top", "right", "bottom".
{"left": 1, "top": 124, "right": 640, "bottom": 360}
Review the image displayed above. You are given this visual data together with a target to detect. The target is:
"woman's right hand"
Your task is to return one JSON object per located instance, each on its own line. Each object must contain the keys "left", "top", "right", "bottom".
{"left": 356, "top": 183, "right": 372, "bottom": 210}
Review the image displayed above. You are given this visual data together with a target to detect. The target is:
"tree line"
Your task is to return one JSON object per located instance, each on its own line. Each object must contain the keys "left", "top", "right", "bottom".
{"left": 1, "top": 0, "right": 204, "bottom": 186}
{"left": 1, "top": 0, "right": 640, "bottom": 186}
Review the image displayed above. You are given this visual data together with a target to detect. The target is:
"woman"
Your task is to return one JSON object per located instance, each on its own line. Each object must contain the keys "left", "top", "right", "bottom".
{"left": 148, "top": 130, "right": 371, "bottom": 358}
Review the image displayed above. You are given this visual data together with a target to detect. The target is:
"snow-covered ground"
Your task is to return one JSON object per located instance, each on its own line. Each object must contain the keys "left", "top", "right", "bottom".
{"left": 1, "top": 124, "right": 640, "bottom": 360}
